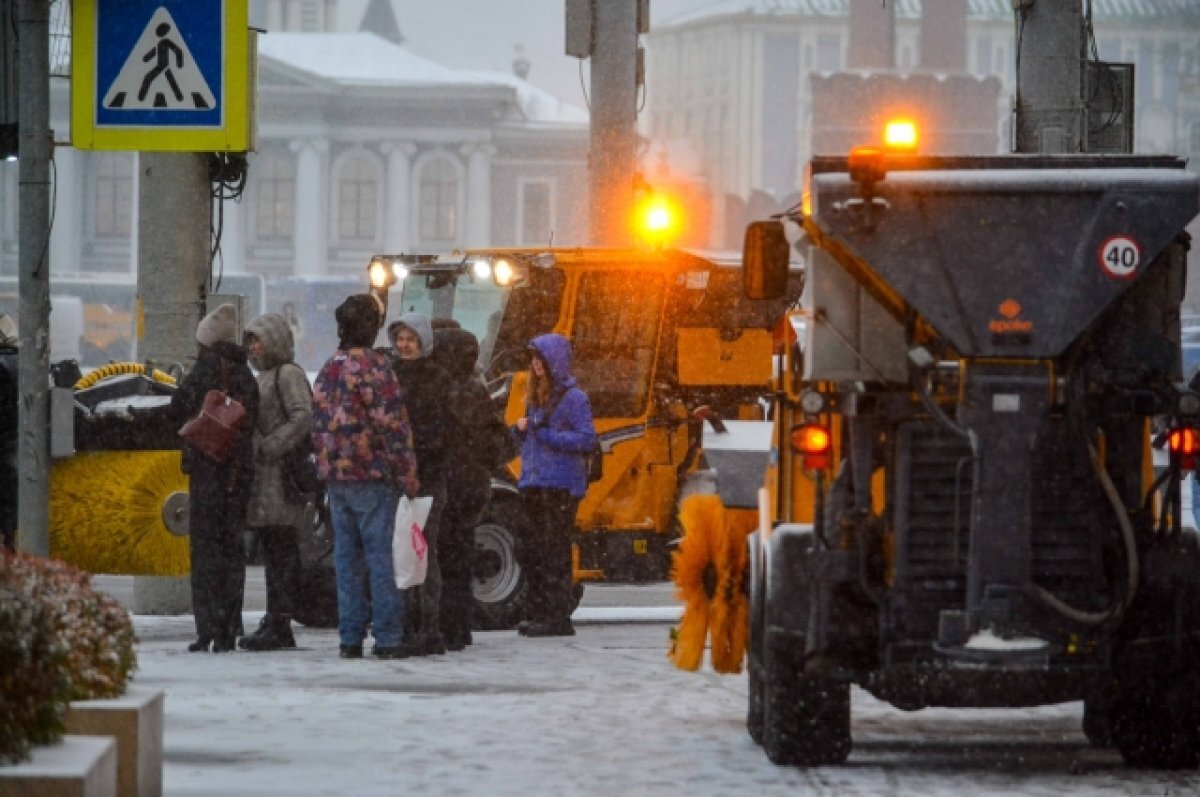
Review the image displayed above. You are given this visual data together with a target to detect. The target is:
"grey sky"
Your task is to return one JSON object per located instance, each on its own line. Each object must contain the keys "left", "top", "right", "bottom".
{"left": 338, "top": 1, "right": 702, "bottom": 109}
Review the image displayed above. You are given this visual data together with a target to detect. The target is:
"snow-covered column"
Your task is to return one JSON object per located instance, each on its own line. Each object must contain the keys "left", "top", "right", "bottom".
{"left": 462, "top": 143, "right": 495, "bottom": 247}
{"left": 48, "top": 146, "right": 81, "bottom": 274}
{"left": 381, "top": 140, "right": 416, "bottom": 253}
{"left": 290, "top": 137, "right": 328, "bottom": 276}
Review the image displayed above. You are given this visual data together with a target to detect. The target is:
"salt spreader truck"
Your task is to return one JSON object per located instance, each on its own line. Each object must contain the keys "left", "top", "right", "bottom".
{"left": 735, "top": 141, "right": 1200, "bottom": 768}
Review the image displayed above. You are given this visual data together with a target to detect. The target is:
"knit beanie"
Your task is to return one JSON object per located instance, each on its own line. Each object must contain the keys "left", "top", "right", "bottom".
{"left": 196, "top": 303, "right": 239, "bottom": 347}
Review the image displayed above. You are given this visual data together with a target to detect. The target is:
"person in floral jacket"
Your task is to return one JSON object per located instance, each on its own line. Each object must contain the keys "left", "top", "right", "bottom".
{"left": 312, "top": 294, "right": 420, "bottom": 660}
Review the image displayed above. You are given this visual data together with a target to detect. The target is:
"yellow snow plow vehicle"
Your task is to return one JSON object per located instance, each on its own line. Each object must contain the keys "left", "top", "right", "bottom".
{"left": 366, "top": 247, "right": 802, "bottom": 628}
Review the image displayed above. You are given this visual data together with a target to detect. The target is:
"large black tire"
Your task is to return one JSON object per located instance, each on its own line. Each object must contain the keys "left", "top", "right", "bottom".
{"left": 472, "top": 497, "right": 530, "bottom": 630}
{"left": 1109, "top": 662, "right": 1200, "bottom": 768}
{"left": 761, "top": 643, "right": 852, "bottom": 766}
{"left": 746, "top": 532, "right": 765, "bottom": 746}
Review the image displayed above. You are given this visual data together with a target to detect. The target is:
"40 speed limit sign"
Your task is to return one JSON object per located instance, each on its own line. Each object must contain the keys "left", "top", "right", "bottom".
{"left": 1098, "top": 235, "right": 1142, "bottom": 280}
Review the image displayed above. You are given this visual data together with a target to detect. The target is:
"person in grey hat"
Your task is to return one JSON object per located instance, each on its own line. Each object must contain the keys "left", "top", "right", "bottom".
{"left": 170, "top": 303, "right": 260, "bottom": 653}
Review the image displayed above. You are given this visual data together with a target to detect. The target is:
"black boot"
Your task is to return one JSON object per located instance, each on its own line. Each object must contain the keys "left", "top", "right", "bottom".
{"left": 239, "top": 614, "right": 296, "bottom": 651}
{"left": 187, "top": 637, "right": 213, "bottom": 652}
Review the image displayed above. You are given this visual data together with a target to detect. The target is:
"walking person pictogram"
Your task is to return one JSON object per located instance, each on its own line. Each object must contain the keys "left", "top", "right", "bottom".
{"left": 139, "top": 22, "right": 184, "bottom": 106}
{"left": 102, "top": 7, "right": 217, "bottom": 112}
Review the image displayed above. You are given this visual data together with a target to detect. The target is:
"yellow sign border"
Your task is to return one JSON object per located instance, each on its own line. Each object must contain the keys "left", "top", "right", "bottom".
{"left": 71, "top": 0, "right": 249, "bottom": 152}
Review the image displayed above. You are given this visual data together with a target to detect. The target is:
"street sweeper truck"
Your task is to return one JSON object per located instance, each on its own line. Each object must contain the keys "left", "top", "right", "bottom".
{"left": 364, "top": 247, "right": 802, "bottom": 629}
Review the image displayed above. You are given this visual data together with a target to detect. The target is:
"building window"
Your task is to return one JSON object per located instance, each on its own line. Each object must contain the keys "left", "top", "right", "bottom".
{"left": 419, "top": 157, "right": 458, "bottom": 243}
{"left": 519, "top": 180, "right": 553, "bottom": 246}
{"left": 254, "top": 150, "right": 294, "bottom": 242}
{"left": 93, "top": 153, "right": 132, "bottom": 239}
{"left": 336, "top": 153, "right": 379, "bottom": 243}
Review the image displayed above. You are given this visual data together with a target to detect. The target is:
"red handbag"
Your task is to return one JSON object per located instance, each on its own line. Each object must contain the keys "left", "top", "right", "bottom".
{"left": 179, "top": 363, "right": 247, "bottom": 462}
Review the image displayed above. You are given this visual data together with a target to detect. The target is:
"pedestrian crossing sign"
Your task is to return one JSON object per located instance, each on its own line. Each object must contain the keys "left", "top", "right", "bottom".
{"left": 71, "top": 0, "right": 251, "bottom": 151}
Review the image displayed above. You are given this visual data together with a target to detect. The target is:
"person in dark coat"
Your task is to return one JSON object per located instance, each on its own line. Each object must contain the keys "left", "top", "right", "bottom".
{"left": 432, "top": 327, "right": 497, "bottom": 651}
{"left": 0, "top": 315, "right": 18, "bottom": 552}
{"left": 388, "top": 312, "right": 454, "bottom": 656}
{"left": 513, "top": 333, "right": 597, "bottom": 638}
{"left": 238, "top": 312, "right": 313, "bottom": 651}
{"left": 170, "top": 303, "right": 260, "bottom": 653}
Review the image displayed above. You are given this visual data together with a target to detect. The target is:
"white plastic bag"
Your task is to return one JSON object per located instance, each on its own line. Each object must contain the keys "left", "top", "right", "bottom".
{"left": 393, "top": 495, "right": 433, "bottom": 589}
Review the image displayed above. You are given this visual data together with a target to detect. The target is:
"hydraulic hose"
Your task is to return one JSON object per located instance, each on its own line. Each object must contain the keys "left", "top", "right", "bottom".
{"left": 74, "top": 362, "right": 178, "bottom": 390}
{"left": 1027, "top": 442, "right": 1139, "bottom": 626}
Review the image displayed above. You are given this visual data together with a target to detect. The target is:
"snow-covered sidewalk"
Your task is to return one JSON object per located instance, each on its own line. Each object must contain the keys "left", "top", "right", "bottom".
{"left": 126, "top": 613, "right": 1200, "bottom": 796}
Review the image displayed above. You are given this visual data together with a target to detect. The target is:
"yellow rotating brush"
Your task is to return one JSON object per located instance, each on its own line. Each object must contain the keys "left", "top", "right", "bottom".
{"left": 50, "top": 450, "right": 191, "bottom": 576}
{"left": 669, "top": 494, "right": 753, "bottom": 673}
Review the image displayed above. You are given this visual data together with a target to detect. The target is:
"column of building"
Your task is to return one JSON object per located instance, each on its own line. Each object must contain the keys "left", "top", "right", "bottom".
{"left": 382, "top": 140, "right": 416, "bottom": 253}
{"left": 290, "top": 138, "right": 328, "bottom": 276}
{"left": 462, "top": 142, "right": 495, "bottom": 248}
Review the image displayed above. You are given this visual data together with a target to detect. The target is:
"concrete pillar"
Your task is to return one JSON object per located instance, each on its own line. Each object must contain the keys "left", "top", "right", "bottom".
{"left": 290, "top": 138, "right": 327, "bottom": 275}
{"left": 48, "top": 145, "right": 81, "bottom": 273}
{"left": 589, "top": 0, "right": 639, "bottom": 246}
{"left": 381, "top": 140, "right": 415, "bottom": 253}
{"left": 134, "top": 151, "right": 210, "bottom": 614}
{"left": 462, "top": 142, "right": 494, "bottom": 248}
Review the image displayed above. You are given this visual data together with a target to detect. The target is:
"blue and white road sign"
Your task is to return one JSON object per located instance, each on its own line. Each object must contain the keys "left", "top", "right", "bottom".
{"left": 72, "top": 0, "right": 250, "bottom": 151}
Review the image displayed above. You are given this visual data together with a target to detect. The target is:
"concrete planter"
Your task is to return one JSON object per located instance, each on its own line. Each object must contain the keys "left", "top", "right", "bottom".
{"left": 63, "top": 687, "right": 164, "bottom": 797}
{"left": 0, "top": 735, "right": 117, "bottom": 797}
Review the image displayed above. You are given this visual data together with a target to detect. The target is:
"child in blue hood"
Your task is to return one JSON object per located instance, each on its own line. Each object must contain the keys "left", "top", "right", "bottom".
{"left": 514, "top": 333, "right": 597, "bottom": 637}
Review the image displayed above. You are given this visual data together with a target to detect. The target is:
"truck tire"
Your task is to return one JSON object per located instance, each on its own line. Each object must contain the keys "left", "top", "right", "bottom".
{"left": 472, "top": 497, "right": 530, "bottom": 630}
{"left": 746, "top": 532, "right": 765, "bottom": 746}
{"left": 761, "top": 648, "right": 852, "bottom": 766}
{"left": 1110, "top": 661, "right": 1200, "bottom": 768}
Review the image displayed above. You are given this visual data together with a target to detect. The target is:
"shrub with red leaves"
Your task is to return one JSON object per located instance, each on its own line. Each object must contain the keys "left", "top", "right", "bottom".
{"left": 0, "top": 579, "right": 70, "bottom": 763}
{"left": 0, "top": 553, "right": 138, "bottom": 763}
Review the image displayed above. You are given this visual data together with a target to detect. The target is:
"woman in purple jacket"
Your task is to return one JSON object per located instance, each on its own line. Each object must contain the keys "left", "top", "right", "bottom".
{"left": 513, "top": 333, "right": 597, "bottom": 638}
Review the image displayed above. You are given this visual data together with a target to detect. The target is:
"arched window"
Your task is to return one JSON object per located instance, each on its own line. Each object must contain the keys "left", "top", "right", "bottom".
{"left": 336, "top": 153, "right": 379, "bottom": 243}
{"left": 418, "top": 157, "right": 458, "bottom": 244}
{"left": 93, "top": 153, "right": 132, "bottom": 239}
{"left": 253, "top": 150, "right": 294, "bottom": 242}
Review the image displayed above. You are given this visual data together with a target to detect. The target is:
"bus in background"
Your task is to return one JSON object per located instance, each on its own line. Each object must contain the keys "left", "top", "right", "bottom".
{"left": 0, "top": 272, "right": 265, "bottom": 368}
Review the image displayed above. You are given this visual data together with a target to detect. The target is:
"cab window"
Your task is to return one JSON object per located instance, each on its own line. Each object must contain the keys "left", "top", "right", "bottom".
{"left": 571, "top": 271, "right": 665, "bottom": 418}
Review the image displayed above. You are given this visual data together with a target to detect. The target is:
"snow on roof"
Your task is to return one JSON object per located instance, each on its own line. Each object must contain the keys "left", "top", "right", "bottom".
{"left": 460, "top": 69, "right": 589, "bottom": 125}
{"left": 256, "top": 32, "right": 492, "bottom": 88}
{"left": 661, "top": 0, "right": 1200, "bottom": 27}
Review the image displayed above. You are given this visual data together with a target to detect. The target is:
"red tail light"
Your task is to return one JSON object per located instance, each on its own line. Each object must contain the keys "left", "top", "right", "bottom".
{"left": 791, "top": 422, "right": 832, "bottom": 470}
{"left": 1170, "top": 427, "right": 1199, "bottom": 470}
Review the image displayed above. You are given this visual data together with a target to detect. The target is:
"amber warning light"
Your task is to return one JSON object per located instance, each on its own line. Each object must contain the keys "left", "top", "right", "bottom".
{"left": 884, "top": 119, "right": 919, "bottom": 152}
{"left": 791, "top": 422, "right": 832, "bottom": 470}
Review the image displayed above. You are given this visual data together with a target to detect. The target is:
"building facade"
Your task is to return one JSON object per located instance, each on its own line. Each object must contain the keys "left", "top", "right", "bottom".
{"left": 644, "top": 0, "right": 1200, "bottom": 249}
{"left": 0, "top": 0, "right": 588, "bottom": 281}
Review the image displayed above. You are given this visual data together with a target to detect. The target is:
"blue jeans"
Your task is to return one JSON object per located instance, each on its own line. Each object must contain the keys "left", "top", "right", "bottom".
{"left": 327, "top": 481, "right": 405, "bottom": 647}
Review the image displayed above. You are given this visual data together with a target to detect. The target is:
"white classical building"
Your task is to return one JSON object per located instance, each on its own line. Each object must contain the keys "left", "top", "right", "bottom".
{"left": 644, "top": 0, "right": 1200, "bottom": 249}
{"left": 0, "top": 0, "right": 589, "bottom": 280}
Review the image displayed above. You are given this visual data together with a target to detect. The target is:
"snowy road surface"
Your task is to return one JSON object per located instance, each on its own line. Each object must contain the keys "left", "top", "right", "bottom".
{"left": 122, "top": 600, "right": 1200, "bottom": 796}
